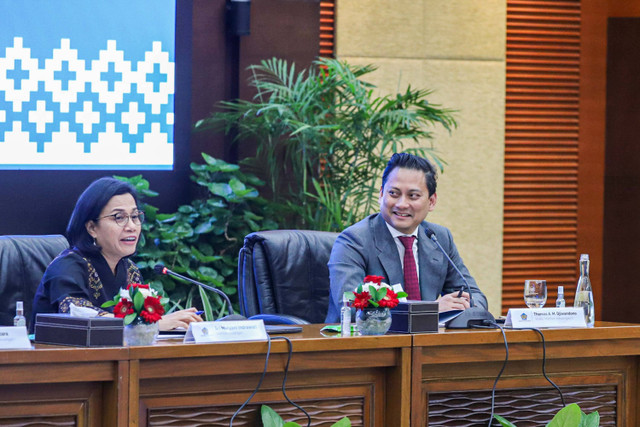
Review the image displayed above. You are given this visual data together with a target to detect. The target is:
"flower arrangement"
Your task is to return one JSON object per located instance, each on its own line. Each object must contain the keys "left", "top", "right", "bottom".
{"left": 102, "top": 283, "right": 168, "bottom": 325}
{"left": 346, "top": 275, "right": 407, "bottom": 310}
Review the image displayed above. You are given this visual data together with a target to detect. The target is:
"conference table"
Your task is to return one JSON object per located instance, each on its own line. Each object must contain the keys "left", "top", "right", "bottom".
{"left": 1, "top": 322, "right": 639, "bottom": 426}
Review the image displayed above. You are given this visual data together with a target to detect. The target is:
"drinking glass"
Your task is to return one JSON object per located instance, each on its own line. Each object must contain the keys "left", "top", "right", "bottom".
{"left": 524, "top": 280, "right": 547, "bottom": 308}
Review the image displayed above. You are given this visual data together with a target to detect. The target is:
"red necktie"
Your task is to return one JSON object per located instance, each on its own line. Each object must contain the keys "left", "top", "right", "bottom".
{"left": 398, "top": 236, "right": 421, "bottom": 300}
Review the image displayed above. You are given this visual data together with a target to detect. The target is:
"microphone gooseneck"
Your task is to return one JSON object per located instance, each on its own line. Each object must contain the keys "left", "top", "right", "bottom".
{"left": 154, "top": 263, "right": 235, "bottom": 315}
{"left": 425, "top": 228, "right": 474, "bottom": 308}
{"left": 425, "top": 227, "right": 495, "bottom": 329}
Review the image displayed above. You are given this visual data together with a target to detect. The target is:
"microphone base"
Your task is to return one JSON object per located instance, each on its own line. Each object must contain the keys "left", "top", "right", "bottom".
{"left": 218, "top": 314, "right": 248, "bottom": 321}
{"left": 445, "top": 306, "right": 496, "bottom": 329}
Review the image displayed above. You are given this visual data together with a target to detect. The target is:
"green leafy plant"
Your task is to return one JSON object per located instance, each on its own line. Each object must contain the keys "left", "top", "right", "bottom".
{"left": 260, "top": 405, "right": 351, "bottom": 427}
{"left": 494, "top": 403, "right": 600, "bottom": 427}
{"left": 116, "top": 153, "right": 277, "bottom": 319}
{"left": 196, "top": 57, "right": 456, "bottom": 231}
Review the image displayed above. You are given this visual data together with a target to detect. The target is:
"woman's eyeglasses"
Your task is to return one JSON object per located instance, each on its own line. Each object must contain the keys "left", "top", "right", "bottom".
{"left": 96, "top": 211, "right": 145, "bottom": 227}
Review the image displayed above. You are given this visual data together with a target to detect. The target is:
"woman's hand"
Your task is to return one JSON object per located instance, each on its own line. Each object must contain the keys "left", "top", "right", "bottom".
{"left": 158, "top": 307, "right": 203, "bottom": 331}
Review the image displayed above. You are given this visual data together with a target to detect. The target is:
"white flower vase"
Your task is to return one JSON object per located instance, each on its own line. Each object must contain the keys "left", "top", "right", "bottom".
{"left": 123, "top": 321, "right": 159, "bottom": 346}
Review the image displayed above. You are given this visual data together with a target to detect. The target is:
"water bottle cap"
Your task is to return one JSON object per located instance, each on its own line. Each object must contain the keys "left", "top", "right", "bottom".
{"left": 558, "top": 286, "right": 564, "bottom": 294}
{"left": 16, "top": 301, "right": 23, "bottom": 310}
{"left": 580, "top": 253, "right": 589, "bottom": 260}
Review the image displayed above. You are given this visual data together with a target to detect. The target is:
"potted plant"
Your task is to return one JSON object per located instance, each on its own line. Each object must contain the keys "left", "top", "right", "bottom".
{"left": 195, "top": 57, "right": 456, "bottom": 231}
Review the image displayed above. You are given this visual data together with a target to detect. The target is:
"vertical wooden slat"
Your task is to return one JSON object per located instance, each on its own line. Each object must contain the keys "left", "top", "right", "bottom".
{"left": 319, "top": 1, "right": 335, "bottom": 58}
{"left": 503, "top": 0, "right": 582, "bottom": 313}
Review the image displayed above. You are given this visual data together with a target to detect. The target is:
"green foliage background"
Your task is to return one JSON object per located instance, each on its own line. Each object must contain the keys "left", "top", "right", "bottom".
{"left": 117, "top": 154, "right": 277, "bottom": 319}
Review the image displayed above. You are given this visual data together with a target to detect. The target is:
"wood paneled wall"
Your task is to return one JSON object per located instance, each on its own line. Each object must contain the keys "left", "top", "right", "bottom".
{"left": 503, "top": 0, "right": 608, "bottom": 318}
{"left": 319, "top": 1, "right": 335, "bottom": 57}
{"left": 502, "top": 0, "right": 582, "bottom": 312}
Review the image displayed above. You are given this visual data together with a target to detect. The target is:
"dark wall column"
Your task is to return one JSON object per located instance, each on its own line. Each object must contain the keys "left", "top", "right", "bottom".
{"left": 602, "top": 18, "right": 640, "bottom": 322}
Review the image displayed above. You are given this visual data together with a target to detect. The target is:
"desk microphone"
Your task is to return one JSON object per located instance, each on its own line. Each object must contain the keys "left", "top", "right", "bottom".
{"left": 425, "top": 228, "right": 495, "bottom": 329}
{"left": 154, "top": 263, "right": 235, "bottom": 315}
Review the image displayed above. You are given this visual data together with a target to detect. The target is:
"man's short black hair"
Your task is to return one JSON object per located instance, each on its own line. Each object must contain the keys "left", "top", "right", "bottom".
{"left": 66, "top": 177, "right": 140, "bottom": 254}
{"left": 381, "top": 152, "right": 437, "bottom": 196}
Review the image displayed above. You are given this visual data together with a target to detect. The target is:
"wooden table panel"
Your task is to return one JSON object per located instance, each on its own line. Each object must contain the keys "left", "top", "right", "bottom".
{"left": 3, "top": 323, "right": 640, "bottom": 426}
{"left": 412, "top": 323, "right": 640, "bottom": 426}
{"left": 0, "top": 346, "right": 129, "bottom": 427}
{"left": 130, "top": 326, "right": 412, "bottom": 427}
{"left": 141, "top": 383, "right": 373, "bottom": 426}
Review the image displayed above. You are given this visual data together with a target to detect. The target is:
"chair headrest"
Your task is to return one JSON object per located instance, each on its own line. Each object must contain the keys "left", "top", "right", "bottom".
{"left": 239, "top": 230, "right": 339, "bottom": 324}
{"left": 0, "top": 235, "right": 69, "bottom": 326}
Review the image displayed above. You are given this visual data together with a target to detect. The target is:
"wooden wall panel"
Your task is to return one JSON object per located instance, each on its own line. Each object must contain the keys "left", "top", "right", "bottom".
{"left": 503, "top": 0, "right": 582, "bottom": 313}
{"left": 320, "top": 1, "right": 335, "bottom": 58}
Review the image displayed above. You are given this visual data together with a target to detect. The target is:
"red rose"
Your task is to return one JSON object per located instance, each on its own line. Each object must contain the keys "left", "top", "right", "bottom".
{"left": 113, "top": 299, "right": 134, "bottom": 318}
{"left": 363, "top": 275, "right": 384, "bottom": 285}
{"left": 140, "top": 296, "right": 164, "bottom": 323}
{"left": 127, "top": 283, "right": 150, "bottom": 290}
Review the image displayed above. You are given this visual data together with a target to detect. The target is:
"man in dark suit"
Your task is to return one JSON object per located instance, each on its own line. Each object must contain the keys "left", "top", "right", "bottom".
{"left": 325, "top": 152, "right": 488, "bottom": 323}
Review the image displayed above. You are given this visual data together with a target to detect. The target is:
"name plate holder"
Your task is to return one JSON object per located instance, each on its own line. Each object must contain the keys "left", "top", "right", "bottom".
{"left": 184, "top": 320, "right": 268, "bottom": 344}
{"left": 0, "top": 326, "right": 32, "bottom": 349}
{"left": 505, "top": 307, "right": 587, "bottom": 329}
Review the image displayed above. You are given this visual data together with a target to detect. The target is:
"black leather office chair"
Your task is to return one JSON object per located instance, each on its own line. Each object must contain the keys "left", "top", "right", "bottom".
{"left": 0, "top": 235, "right": 69, "bottom": 326}
{"left": 238, "top": 230, "right": 339, "bottom": 324}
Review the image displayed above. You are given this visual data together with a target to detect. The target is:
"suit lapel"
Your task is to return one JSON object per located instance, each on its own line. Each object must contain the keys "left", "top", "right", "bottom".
{"left": 417, "top": 223, "right": 445, "bottom": 299}
{"left": 372, "top": 215, "right": 404, "bottom": 286}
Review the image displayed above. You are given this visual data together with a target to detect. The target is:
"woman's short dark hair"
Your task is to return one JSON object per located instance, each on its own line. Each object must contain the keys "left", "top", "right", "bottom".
{"left": 381, "top": 152, "right": 438, "bottom": 196}
{"left": 66, "top": 177, "right": 140, "bottom": 254}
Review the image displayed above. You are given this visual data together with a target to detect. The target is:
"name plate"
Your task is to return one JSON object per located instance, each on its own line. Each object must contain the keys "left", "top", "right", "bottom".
{"left": 0, "top": 326, "right": 32, "bottom": 349}
{"left": 184, "top": 320, "right": 268, "bottom": 344}
{"left": 505, "top": 307, "right": 587, "bottom": 329}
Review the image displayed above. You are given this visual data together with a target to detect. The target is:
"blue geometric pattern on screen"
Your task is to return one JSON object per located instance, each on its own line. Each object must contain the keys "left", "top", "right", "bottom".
{"left": 0, "top": 1, "right": 175, "bottom": 169}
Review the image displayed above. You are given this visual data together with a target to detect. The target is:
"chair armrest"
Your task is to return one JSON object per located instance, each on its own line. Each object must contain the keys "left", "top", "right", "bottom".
{"left": 248, "top": 313, "right": 310, "bottom": 325}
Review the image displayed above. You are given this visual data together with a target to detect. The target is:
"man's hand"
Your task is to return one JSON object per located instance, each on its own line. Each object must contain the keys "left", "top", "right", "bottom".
{"left": 437, "top": 291, "right": 471, "bottom": 312}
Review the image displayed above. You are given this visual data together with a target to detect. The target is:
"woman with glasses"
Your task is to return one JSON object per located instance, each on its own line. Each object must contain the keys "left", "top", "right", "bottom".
{"left": 31, "top": 177, "right": 202, "bottom": 330}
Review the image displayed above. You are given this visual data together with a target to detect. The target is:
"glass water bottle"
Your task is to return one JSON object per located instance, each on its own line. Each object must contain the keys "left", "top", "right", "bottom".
{"left": 13, "top": 301, "right": 26, "bottom": 327}
{"left": 340, "top": 294, "right": 352, "bottom": 337}
{"left": 555, "top": 286, "right": 565, "bottom": 308}
{"left": 573, "top": 254, "right": 594, "bottom": 327}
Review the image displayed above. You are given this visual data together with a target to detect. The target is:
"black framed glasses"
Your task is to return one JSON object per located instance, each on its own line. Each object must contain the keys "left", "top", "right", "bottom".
{"left": 96, "top": 210, "right": 145, "bottom": 227}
